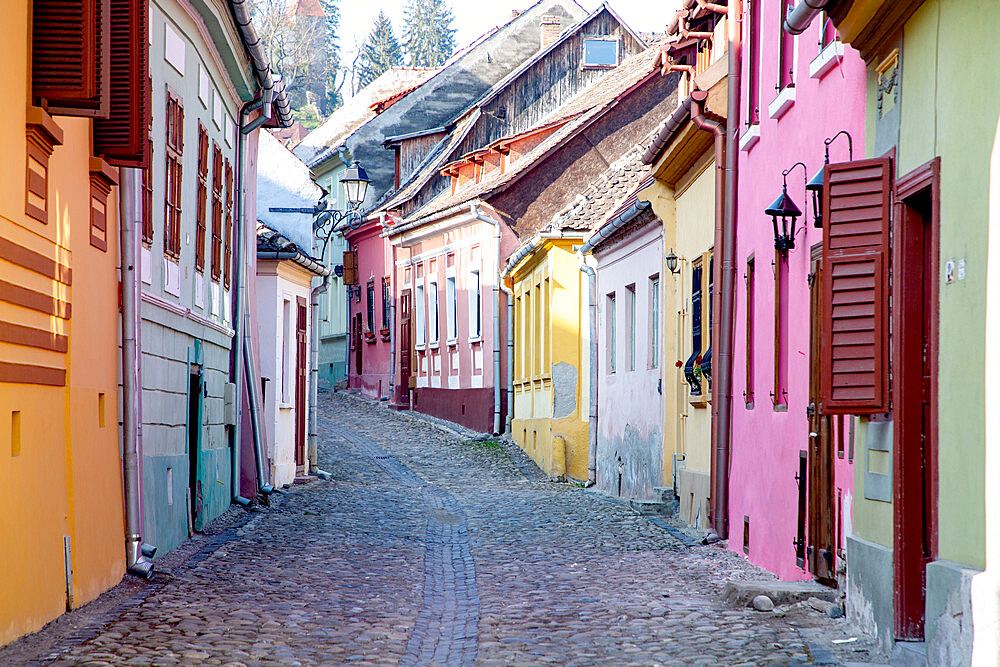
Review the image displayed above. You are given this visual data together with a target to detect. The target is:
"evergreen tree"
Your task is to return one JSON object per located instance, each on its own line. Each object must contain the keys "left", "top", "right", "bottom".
{"left": 403, "top": 0, "right": 456, "bottom": 68}
{"left": 358, "top": 11, "right": 403, "bottom": 88}
{"left": 319, "top": 0, "right": 342, "bottom": 113}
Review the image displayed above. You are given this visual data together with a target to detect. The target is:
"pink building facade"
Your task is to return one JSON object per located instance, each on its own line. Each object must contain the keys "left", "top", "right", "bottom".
{"left": 388, "top": 205, "right": 515, "bottom": 434}
{"left": 344, "top": 223, "right": 394, "bottom": 401}
{"left": 729, "top": 7, "right": 866, "bottom": 582}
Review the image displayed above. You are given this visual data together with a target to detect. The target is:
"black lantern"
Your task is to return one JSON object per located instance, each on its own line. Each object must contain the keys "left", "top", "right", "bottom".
{"left": 808, "top": 131, "right": 853, "bottom": 229}
{"left": 765, "top": 169, "right": 804, "bottom": 253}
{"left": 806, "top": 166, "right": 824, "bottom": 228}
{"left": 341, "top": 161, "right": 371, "bottom": 209}
{"left": 666, "top": 249, "right": 680, "bottom": 274}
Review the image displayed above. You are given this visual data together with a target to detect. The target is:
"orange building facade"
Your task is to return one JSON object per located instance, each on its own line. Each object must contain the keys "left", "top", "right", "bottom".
{"left": 0, "top": 1, "right": 138, "bottom": 645}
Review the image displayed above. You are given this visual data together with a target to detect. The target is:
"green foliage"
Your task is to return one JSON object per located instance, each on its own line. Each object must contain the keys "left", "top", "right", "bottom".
{"left": 402, "top": 0, "right": 456, "bottom": 68}
{"left": 319, "top": 0, "right": 342, "bottom": 113}
{"left": 292, "top": 104, "right": 324, "bottom": 130}
{"left": 358, "top": 10, "right": 403, "bottom": 88}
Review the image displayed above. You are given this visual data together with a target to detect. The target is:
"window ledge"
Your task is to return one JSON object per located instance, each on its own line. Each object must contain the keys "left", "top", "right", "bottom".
{"left": 768, "top": 85, "right": 796, "bottom": 120}
{"left": 739, "top": 124, "right": 760, "bottom": 152}
{"left": 810, "top": 41, "right": 844, "bottom": 80}
{"left": 469, "top": 336, "right": 482, "bottom": 344}
{"left": 415, "top": 343, "right": 426, "bottom": 351}
{"left": 689, "top": 394, "right": 709, "bottom": 409}
{"left": 278, "top": 402, "right": 294, "bottom": 410}
{"left": 429, "top": 342, "right": 439, "bottom": 350}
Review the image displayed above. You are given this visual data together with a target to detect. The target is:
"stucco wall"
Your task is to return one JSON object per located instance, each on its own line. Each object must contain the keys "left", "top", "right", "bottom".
{"left": 0, "top": 2, "right": 125, "bottom": 642}
{"left": 594, "top": 220, "right": 664, "bottom": 500}
{"left": 345, "top": 223, "right": 393, "bottom": 399}
{"left": 729, "top": 6, "right": 865, "bottom": 580}
{"left": 257, "top": 262, "right": 314, "bottom": 487}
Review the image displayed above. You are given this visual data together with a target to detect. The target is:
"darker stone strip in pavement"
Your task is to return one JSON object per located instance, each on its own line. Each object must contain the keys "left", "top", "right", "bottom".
{"left": 647, "top": 516, "right": 700, "bottom": 547}
{"left": 321, "top": 418, "right": 480, "bottom": 667}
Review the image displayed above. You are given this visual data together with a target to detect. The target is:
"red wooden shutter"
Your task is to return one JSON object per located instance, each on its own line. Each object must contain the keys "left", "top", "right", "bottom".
{"left": 820, "top": 157, "right": 892, "bottom": 414}
{"left": 195, "top": 124, "right": 208, "bottom": 272}
{"left": 211, "top": 143, "right": 223, "bottom": 281}
{"left": 32, "top": 0, "right": 110, "bottom": 116}
{"left": 94, "top": 0, "right": 150, "bottom": 167}
{"left": 223, "top": 160, "right": 233, "bottom": 288}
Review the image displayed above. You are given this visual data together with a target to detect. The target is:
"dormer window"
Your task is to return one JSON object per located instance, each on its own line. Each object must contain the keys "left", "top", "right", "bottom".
{"left": 583, "top": 37, "right": 619, "bottom": 68}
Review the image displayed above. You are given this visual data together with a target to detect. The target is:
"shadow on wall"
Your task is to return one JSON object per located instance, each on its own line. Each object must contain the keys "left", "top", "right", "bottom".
{"left": 597, "top": 423, "right": 662, "bottom": 502}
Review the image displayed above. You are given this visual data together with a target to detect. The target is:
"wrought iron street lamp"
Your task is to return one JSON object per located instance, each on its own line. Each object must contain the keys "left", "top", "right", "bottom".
{"left": 806, "top": 130, "right": 853, "bottom": 228}
{"left": 765, "top": 161, "right": 807, "bottom": 253}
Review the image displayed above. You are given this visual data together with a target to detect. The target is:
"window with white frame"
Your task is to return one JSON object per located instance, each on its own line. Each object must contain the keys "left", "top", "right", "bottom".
{"left": 627, "top": 284, "right": 636, "bottom": 371}
{"left": 429, "top": 280, "right": 439, "bottom": 343}
{"left": 469, "top": 270, "right": 481, "bottom": 338}
{"left": 415, "top": 283, "right": 426, "bottom": 345}
{"left": 607, "top": 292, "right": 616, "bottom": 374}
{"left": 649, "top": 275, "right": 660, "bottom": 368}
{"left": 583, "top": 37, "right": 619, "bottom": 67}
{"left": 281, "top": 299, "right": 291, "bottom": 401}
{"left": 446, "top": 276, "right": 457, "bottom": 341}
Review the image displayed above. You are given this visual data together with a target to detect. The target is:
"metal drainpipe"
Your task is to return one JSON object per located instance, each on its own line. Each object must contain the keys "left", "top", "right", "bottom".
{"left": 577, "top": 254, "right": 598, "bottom": 486}
{"left": 470, "top": 203, "right": 503, "bottom": 435}
{"left": 119, "top": 167, "right": 155, "bottom": 579}
{"left": 229, "top": 99, "right": 259, "bottom": 507}
{"left": 687, "top": 1, "right": 741, "bottom": 540}
{"left": 309, "top": 274, "right": 329, "bottom": 473}
{"left": 387, "top": 216, "right": 396, "bottom": 404}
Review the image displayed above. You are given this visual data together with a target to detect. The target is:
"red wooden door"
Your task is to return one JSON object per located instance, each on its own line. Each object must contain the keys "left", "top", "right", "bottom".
{"left": 294, "top": 298, "right": 308, "bottom": 470}
{"left": 399, "top": 289, "right": 412, "bottom": 405}
{"left": 806, "top": 244, "right": 836, "bottom": 583}
{"left": 892, "top": 162, "right": 939, "bottom": 640}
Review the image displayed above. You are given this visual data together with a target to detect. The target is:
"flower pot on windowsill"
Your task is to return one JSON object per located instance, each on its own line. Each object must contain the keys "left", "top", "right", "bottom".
{"left": 380, "top": 329, "right": 391, "bottom": 341}
{"left": 364, "top": 331, "right": 376, "bottom": 344}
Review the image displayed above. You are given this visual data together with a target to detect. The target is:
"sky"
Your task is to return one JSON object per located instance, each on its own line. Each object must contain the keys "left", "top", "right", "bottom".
{"left": 339, "top": 0, "right": 683, "bottom": 83}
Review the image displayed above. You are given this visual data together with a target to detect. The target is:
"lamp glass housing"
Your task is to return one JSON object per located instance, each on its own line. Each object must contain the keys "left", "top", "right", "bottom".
{"left": 806, "top": 166, "right": 824, "bottom": 228}
{"left": 341, "top": 161, "right": 371, "bottom": 208}
{"left": 665, "top": 250, "right": 679, "bottom": 274}
{"left": 764, "top": 186, "right": 802, "bottom": 252}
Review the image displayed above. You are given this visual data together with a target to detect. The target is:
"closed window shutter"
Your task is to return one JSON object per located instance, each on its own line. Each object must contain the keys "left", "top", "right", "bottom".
{"left": 211, "top": 143, "right": 223, "bottom": 281}
{"left": 343, "top": 250, "right": 357, "bottom": 285}
{"left": 224, "top": 160, "right": 233, "bottom": 288}
{"left": 94, "top": 0, "right": 150, "bottom": 167}
{"left": 32, "top": 0, "right": 110, "bottom": 116}
{"left": 195, "top": 124, "right": 208, "bottom": 272}
{"left": 820, "top": 157, "right": 892, "bottom": 414}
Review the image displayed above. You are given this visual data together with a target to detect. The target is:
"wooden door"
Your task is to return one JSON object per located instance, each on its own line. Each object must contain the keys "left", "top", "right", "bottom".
{"left": 399, "top": 289, "right": 412, "bottom": 404}
{"left": 294, "top": 297, "right": 308, "bottom": 471}
{"left": 187, "top": 367, "right": 204, "bottom": 531}
{"left": 353, "top": 313, "right": 363, "bottom": 376}
{"left": 893, "top": 162, "right": 939, "bottom": 640}
{"left": 806, "top": 244, "right": 836, "bottom": 583}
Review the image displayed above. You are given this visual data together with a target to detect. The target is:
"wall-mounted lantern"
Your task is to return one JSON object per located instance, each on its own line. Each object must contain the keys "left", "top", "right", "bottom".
{"left": 666, "top": 249, "right": 681, "bottom": 275}
{"left": 765, "top": 161, "right": 807, "bottom": 253}
{"left": 806, "top": 130, "right": 853, "bottom": 229}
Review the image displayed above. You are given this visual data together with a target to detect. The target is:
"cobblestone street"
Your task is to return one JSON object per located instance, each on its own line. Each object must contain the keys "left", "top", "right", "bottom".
{"left": 3, "top": 390, "right": 888, "bottom": 666}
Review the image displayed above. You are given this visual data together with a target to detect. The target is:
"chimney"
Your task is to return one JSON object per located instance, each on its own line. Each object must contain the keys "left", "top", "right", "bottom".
{"left": 540, "top": 15, "right": 561, "bottom": 48}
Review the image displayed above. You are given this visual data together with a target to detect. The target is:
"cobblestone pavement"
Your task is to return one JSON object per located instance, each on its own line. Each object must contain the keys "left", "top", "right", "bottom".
{"left": 3, "top": 388, "right": 889, "bottom": 666}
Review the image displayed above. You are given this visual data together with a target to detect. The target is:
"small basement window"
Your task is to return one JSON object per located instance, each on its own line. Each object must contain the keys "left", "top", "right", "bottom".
{"left": 583, "top": 38, "right": 619, "bottom": 67}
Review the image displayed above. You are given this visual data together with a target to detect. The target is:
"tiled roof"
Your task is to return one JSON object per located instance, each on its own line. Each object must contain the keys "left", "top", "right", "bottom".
{"left": 553, "top": 146, "right": 653, "bottom": 232}
{"left": 388, "top": 44, "right": 662, "bottom": 231}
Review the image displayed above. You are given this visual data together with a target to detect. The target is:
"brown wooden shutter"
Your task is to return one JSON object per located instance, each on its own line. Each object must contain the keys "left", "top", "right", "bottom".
{"left": 342, "top": 250, "right": 357, "bottom": 285}
{"left": 32, "top": 0, "right": 110, "bottom": 116}
{"left": 224, "top": 160, "right": 233, "bottom": 288}
{"left": 820, "top": 157, "right": 892, "bottom": 414}
{"left": 94, "top": 0, "right": 150, "bottom": 167}
{"left": 211, "top": 143, "right": 223, "bottom": 281}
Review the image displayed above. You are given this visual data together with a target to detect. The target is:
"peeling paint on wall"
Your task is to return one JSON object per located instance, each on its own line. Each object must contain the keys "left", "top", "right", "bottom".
{"left": 597, "top": 423, "right": 662, "bottom": 501}
{"left": 552, "top": 361, "right": 578, "bottom": 419}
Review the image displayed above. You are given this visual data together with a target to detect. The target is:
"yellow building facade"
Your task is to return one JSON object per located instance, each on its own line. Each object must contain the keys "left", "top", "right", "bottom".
{"left": 1, "top": 4, "right": 126, "bottom": 645}
{"left": 641, "top": 83, "right": 727, "bottom": 530}
{"left": 508, "top": 237, "right": 590, "bottom": 481}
